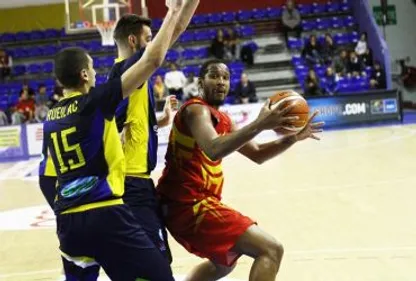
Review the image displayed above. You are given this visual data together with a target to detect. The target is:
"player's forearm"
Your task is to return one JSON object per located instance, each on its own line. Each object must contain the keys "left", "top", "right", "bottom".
{"left": 250, "top": 136, "right": 297, "bottom": 164}
{"left": 121, "top": 10, "right": 180, "bottom": 98}
{"left": 157, "top": 114, "right": 170, "bottom": 128}
{"left": 170, "top": 0, "right": 200, "bottom": 46}
{"left": 206, "top": 121, "right": 262, "bottom": 161}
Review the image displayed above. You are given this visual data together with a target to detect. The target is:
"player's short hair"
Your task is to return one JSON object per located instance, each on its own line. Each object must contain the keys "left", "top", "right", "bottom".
{"left": 54, "top": 47, "right": 89, "bottom": 89}
{"left": 113, "top": 14, "right": 152, "bottom": 45}
{"left": 198, "top": 59, "right": 227, "bottom": 80}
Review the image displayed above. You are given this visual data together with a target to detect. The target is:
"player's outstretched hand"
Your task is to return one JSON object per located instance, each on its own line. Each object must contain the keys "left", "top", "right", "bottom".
{"left": 163, "top": 95, "right": 178, "bottom": 122}
{"left": 166, "top": 0, "right": 183, "bottom": 12}
{"left": 255, "top": 98, "right": 299, "bottom": 131}
{"left": 293, "top": 110, "right": 324, "bottom": 141}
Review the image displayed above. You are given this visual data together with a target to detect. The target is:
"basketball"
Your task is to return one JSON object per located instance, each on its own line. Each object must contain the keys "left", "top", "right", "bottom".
{"left": 269, "top": 90, "right": 309, "bottom": 134}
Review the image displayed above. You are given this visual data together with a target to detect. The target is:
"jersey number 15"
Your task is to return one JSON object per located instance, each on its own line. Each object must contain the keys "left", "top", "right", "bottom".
{"left": 51, "top": 127, "right": 86, "bottom": 174}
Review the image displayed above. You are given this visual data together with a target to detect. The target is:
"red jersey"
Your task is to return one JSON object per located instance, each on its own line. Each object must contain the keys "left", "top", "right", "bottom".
{"left": 157, "top": 98, "right": 232, "bottom": 203}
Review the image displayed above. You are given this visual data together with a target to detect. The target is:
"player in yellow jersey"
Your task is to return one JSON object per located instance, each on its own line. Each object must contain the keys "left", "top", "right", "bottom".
{"left": 107, "top": 0, "right": 200, "bottom": 262}
{"left": 41, "top": 0, "right": 186, "bottom": 279}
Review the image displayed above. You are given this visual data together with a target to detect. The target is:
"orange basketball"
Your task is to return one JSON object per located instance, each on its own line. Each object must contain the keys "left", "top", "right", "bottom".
{"left": 269, "top": 90, "right": 309, "bottom": 134}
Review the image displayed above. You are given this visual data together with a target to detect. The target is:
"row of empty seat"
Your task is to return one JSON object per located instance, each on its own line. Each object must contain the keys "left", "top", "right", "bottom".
{"left": 5, "top": 25, "right": 255, "bottom": 60}
{"left": 9, "top": 40, "right": 258, "bottom": 77}
{"left": 302, "top": 16, "right": 355, "bottom": 31}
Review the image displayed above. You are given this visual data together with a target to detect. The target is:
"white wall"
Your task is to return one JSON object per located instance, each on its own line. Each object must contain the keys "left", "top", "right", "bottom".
{"left": 367, "top": 0, "right": 416, "bottom": 69}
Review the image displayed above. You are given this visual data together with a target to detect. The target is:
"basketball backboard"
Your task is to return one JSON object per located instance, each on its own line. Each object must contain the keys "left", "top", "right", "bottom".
{"left": 64, "top": 0, "right": 132, "bottom": 34}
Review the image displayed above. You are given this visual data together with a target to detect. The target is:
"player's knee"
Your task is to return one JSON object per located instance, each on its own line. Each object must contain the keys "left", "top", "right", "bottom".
{"left": 214, "top": 263, "right": 236, "bottom": 278}
{"left": 266, "top": 240, "right": 284, "bottom": 264}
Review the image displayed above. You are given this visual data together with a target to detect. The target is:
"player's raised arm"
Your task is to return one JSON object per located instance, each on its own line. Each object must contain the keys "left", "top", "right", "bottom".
{"left": 121, "top": 0, "right": 182, "bottom": 98}
{"left": 169, "top": 0, "right": 200, "bottom": 46}
{"left": 184, "top": 100, "right": 298, "bottom": 161}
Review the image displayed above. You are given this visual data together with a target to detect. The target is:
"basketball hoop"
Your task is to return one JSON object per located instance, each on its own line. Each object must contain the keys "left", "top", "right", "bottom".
{"left": 96, "top": 21, "right": 116, "bottom": 46}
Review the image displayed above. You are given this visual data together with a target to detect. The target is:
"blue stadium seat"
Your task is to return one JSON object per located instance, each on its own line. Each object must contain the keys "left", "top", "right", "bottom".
{"left": 291, "top": 55, "right": 304, "bottom": 66}
{"left": 222, "top": 12, "right": 236, "bottom": 23}
{"left": 207, "top": 29, "right": 217, "bottom": 40}
{"left": 207, "top": 13, "right": 222, "bottom": 24}
{"left": 59, "top": 42, "right": 74, "bottom": 50}
{"left": 43, "top": 78, "right": 56, "bottom": 88}
{"left": 287, "top": 38, "right": 303, "bottom": 50}
{"left": 30, "top": 30, "right": 45, "bottom": 40}
{"left": 349, "top": 31, "right": 359, "bottom": 44}
{"left": 13, "top": 48, "right": 27, "bottom": 58}
{"left": 191, "top": 14, "right": 208, "bottom": 25}
{"left": 314, "top": 65, "right": 326, "bottom": 77}
{"left": 166, "top": 50, "right": 180, "bottom": 62}
{"left": 338, "top": 80, "right": 350, "bottom": 93}
{"left": 8, "top": 83, "right": 22, "bottom": 94}
{"left": 317, "top": 34, "right": 326, "bottom": 45}
{"left": 28, "top": 47, "right": 43, "bottom": 57}
{"left": 344, "top": 16, "right": 355, "bottom": 27}
{"left": 315, "top": 18, "right": 331, "bottom": 30}
{"left": 154, "top": 68, "right": 168, "bottom": 77}
{"left": 12, "top": 65, "right": 26, "bottom": 76}
{"left": 1, "top": 33, "right": 16, "bottom": 42}
{"left": 239, "top": 25, "right": 255, "bottom": 37}
{"left": 297, "top": 4, "right": 312, "bottom": 15}
{"left": 244, "top": 41, "right": 259, "bottom": 53}
{"left": 15, "top": 32, "right": 30, "bottom": 41}
{"left": 340, "top": 0, "right": 350, "bottom": 12}
{"left": 45, "top": 29, "right": 60, "bottom": 38}
{"left": 42, "top": 45, "right": 59, "bottom": 56}
{"left": 252, "top": 8, "right": 268, "bottom": 20}
{"left": 331, "top": 16, "right": 344, "bottom": 29}
{"left": 365, "top": 66, "right": 373, "bottom": 77}
{"left": 152, "top": 19, "right": 163, "bottom": 29}
{"left": 178, "top": 31, "right": 194, "bottom": 43}
{"left": 96, "top": 76, "right": 106, "bottom": 85}
{"left": 9, "top": 93, "right": 20, "bottom": 105}
{"left": 195, "top": 47, "right": 209, "bottom": 59}
{"left": 312, "top": 3, "right": 326, "bottom": 14}
{"left": 182, "top": 48, "right": 197, "bottom": 60}
{"left": 267, "top": 7, "right": 281, "bottom": 18}
{"left": 237, "top": 10, "right": 253, "bottom": 21}
{"left": 42, "top": 62, "right": 54, "bottom": 73}
{"left": 301, "top": 20, "right": 316, "bottom": 31}
{"left": 27, "top": 64, "right": 42, "bottom": 74}
{"left": 326, "top": 2, "right": 340, "bottom": 13}
{"left": 0, "top": 88, "right": 9, "bottom": 96}
{"left": 194, "top": 30, "right": 210, "bottom": 41}
{"left": 334, "top": 33, "right": 349, "bottom": 45}
{"left": 295, "top": 65, "right": 309, "bottom": 76}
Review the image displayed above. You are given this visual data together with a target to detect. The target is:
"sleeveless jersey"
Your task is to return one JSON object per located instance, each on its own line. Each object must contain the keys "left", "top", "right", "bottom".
{"left": 157, "top": 98, "right": 232, "bottom": 203}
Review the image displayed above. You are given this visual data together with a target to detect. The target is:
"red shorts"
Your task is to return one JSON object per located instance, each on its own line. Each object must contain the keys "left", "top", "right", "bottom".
{"left": 162, "top": 196, "right": 255, "bottom": 266}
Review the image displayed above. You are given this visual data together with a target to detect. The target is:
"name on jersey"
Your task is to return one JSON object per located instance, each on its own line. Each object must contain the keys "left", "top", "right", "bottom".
{"left": 47, "top": 101, "right": 79, "bottom": 121}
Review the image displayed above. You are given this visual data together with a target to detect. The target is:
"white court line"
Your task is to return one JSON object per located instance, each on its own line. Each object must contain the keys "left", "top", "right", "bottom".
{"left": 1, "top": 246, "right": 415, "bottom": 278}
{"left": 0, "top": 161, "right": 29, "bottom": 179}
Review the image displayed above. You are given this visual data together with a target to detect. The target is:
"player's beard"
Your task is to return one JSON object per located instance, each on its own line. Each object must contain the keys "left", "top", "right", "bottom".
{"left": 209, "top": 98, "right": 225, "bottom": 107}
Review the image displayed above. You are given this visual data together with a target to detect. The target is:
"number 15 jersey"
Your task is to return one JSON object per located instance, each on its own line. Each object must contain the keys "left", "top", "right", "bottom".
{"left": 42, "top": 78, "right": 125, "bottom": 214}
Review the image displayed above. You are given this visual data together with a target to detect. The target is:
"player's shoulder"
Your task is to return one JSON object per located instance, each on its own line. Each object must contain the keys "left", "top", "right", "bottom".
{"left": 182, "top": 100, "right": 210, "bottom": 119}
{"left": 108, "top": 60, "right": 124, "bottom": 79}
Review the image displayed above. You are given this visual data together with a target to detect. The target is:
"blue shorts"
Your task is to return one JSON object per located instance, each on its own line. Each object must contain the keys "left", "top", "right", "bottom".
{"left": 57, "top": 204, "right": 174, "bottom": 281}
{"left": 123, "top": 176, "right": 172, "bottom": 263}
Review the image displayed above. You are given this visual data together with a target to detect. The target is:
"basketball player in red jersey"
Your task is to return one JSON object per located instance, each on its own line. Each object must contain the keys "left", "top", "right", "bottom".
{"left": 157, "top": 59, "right": 324, "bottom": 281}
